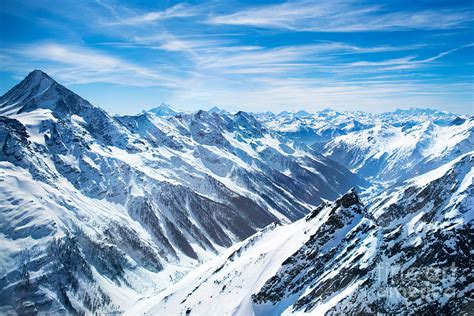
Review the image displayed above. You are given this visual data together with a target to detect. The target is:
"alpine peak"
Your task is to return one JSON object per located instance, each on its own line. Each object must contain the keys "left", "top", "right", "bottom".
{"left": 0, "top": 69, "right": 94, "bottom": 116}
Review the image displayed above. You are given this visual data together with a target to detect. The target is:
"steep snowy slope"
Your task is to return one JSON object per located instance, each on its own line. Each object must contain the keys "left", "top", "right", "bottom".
{"left": 130, "top": 152, "right": 473, "bottom": 315}
{"left": 321, "top": 119, "right": 473, "bottom": 185}
{"left": 0, "top": 70, "right": 366, "bottom": 314}
{"left": 126, "top": 189, "right": 368, "bottom": 315}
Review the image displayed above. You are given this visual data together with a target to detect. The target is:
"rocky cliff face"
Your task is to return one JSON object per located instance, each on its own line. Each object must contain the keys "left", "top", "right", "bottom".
{"left": 254, "top": 153, "right": 473, "bottom": 315}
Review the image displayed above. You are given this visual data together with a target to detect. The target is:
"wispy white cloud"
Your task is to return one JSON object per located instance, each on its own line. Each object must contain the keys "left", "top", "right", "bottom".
{"left": 207, "top": 1, "right": 473, "bottom": 32}
{"left": 343, "top": 43, "right": 474, "bottom": 70}
{"left": 1, "top": 43, "right": 180, "bottom": 87}
{"left": 102, "top": 2, "right": 203, "bottom": 25}
{"left": 421, "top": 43, "right": 474, "bottom": 62}
{"left": 1, "top": 0, "right": 472, "bottom": 114}
{"left": 166, "top": 74, "right": 473, "bottom": 114}
{"left": 192, "top": 42, "right": 424, "bottom": 76}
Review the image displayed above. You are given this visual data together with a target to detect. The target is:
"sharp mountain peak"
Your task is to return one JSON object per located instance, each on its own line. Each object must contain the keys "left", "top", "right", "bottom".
{"left": 0, "top": 69, "right": 94, "bottom": 116}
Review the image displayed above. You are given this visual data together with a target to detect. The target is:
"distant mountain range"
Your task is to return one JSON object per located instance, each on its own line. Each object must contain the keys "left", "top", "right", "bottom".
{"left": 254, "top": 107, "right": 464, "bottom": 146}
{"left": 0, "top": 70, "right": 472, "bottom": 315}
{"left": 322, "top": 118, "right": 473, "bottom": 186}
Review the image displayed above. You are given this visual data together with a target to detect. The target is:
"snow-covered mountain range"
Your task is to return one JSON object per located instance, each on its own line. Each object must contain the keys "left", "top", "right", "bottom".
{"left": 321, "top": 118, "right": 473, "bottom": 185}
{"left": 0, "top": 70, "right": 472, "bottom": 315}
{"left": 0, "top": 70, "right": 365, "bottom": 314}
{"left": 254, "top": 108, "right": 461, "bottom": 146}
{"left": 128, "top": 152, "right": 473, "bottom": 315}
{"left": 254, "top": 106, "right": 472, "bottom": 189}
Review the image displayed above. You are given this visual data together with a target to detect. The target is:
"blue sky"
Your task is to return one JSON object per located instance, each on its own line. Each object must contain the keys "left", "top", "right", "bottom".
{"left": 0, "top": 0, "right": 473, "bottom": 114}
